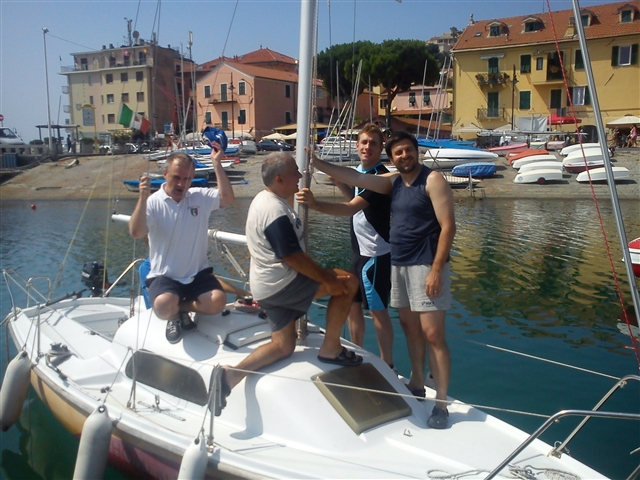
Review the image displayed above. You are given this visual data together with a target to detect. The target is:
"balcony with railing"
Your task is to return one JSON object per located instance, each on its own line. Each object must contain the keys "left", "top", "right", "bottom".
{"left": 207, "top": 93, "right": 235, "bottom": 104}
{"left": 475, "top": 72, "right": 510, "bottom": 86}
{"left": 477, "top": 107, "right": 508, "bottom": 120}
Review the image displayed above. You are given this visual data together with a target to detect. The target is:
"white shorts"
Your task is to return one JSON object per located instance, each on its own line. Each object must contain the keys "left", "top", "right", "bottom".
{"left": 390, "top": 263, "right": 451, "bottom": 312}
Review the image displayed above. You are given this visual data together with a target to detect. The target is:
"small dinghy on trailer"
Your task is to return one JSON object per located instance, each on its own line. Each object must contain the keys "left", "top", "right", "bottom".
{"left": 517, "top": 161, "right": 563, "bottom": 174}
{"left": 513, "top": 168, "right": 564, "bottom": 184}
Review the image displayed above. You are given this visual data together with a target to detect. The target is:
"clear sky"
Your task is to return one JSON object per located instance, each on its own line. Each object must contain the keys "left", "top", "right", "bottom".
{"left": 0, "top": 0, "right": 617, "bottom": 142}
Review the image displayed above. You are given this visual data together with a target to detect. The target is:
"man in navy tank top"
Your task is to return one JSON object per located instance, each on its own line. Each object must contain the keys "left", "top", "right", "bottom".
{"left": 311, "top": 131, "right": 456, "bottom": 429}
{"left": 297, "top": 124, "right": 394, "bottom": 369}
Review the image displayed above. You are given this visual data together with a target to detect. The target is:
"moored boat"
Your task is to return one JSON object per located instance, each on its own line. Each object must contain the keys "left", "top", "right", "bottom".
{"left": 629, "top": 237, "right": 640, "bottom": 277}
{"left": 563, "top": 159, "right": 605, "bottom": 174}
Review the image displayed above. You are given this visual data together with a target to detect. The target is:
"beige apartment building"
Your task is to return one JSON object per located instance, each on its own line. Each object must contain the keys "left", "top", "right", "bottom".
{"left": 451, "top": 1, "right": 640, "bottom": 137}
{"left": 61, "top": 40, "right": 194, "bottom": 143}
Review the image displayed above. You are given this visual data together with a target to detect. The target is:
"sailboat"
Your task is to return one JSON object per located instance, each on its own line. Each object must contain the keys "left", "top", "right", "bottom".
{"left": 1, "top": 1, "right": 638, "bottom": 479}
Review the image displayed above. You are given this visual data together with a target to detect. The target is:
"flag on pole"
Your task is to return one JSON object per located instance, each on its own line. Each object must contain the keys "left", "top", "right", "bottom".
{"left": 118, "top": 103, "right": 151, "bottom": 133}
{"left": 131, "top": 113, "right": 151, "bottom": 134}
{"left": 118, "top": 103, "right": 134, "bottom": 127}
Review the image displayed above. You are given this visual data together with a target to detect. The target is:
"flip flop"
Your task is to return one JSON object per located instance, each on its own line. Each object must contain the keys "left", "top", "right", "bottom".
{"left": 214, "top": 368, "right": 231, "bottom": 417}
{"left": 318, "top": 347, "right": 363, "bottom": 367}
{"left": 408, "top": 386, "right": 426, "bottom": 399}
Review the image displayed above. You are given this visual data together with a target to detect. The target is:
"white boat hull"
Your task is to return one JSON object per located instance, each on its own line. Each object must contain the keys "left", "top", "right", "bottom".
{"left": 4, "top": 290, "right": 606, "bottom": 479}
{"left": 513, "top": 168, "right": 564, "bottom": 184}
{"left": 576, "top": 166, "right": 630, "bottom": 183}
{"left": 518, "top": 161, "right": 563, "bottom": 174}
{"left": 511, "top": 154, "right": 558, "bottom": 170}
{"left": 559, "top": 143, "right": 602, "bottom": 156}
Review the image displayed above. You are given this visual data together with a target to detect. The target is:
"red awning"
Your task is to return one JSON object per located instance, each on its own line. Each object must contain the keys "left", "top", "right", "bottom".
{"left": 548, "top": 114, "right": 582, "bottom": 125}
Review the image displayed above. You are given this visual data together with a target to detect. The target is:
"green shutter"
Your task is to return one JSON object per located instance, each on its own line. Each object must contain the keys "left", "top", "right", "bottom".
{"left": 585, "top": 87, "right": 591, "bottom": 105}
{"left": 631, "top": 44, "right": 639, "bottom": 65}
{"left": 612, "top": 46, "right": 619, "bottom": 66}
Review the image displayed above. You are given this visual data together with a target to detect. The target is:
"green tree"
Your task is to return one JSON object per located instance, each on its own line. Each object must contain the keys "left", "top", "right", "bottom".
{"left": 369, "top": 39, "right": 439, "bottom": 127}
{"left": 316, "top": 39, "right": 439, "bottom": 128}
{"left": 316, "top": 40, "right": 377, "bottom": 101}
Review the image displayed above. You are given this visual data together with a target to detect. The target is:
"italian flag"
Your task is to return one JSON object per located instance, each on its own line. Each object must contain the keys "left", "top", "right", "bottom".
{"left": 118, "top": 103, "right": 151, "bottom": 134}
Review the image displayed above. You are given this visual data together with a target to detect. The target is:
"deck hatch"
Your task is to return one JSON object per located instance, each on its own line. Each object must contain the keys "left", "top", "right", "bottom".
{"left": 312, "top": 363, "right": 411, "bottom": 435}
{"left": 125, "top": 350, "right": 208, "bottom": 405}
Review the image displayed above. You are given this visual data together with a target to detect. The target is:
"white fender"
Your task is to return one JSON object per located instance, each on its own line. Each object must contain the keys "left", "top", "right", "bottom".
{"left": 73, "top": 404, "right": 112, "bottom": 480}
{"left": 178, "top": 431, "right": 209, "bottom": 480}
{"left": 0, "top": 351, "right": 31, "bottom": 432}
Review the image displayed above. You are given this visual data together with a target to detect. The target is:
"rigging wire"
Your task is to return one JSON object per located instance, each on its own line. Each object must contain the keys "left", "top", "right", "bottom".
{"left": 545, "top": 0, "right": 640, "bottom": 369}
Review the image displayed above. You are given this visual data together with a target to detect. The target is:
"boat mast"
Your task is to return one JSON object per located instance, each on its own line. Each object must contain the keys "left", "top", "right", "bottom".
{"left": 570, "top": 0, "right": 640, "bottom": 323}
{"left": 294, "top": 0, "right": 318, "bottom": 341}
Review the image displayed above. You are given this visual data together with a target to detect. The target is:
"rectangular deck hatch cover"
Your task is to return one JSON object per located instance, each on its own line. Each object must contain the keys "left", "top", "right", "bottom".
{"left": 312, "top": 363, "right": 411, "bottom": 435}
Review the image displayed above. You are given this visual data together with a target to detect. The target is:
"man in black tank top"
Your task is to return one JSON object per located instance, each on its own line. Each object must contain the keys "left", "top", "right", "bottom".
{"left": 311, "top": 131, "right": 456, "bottom": 429}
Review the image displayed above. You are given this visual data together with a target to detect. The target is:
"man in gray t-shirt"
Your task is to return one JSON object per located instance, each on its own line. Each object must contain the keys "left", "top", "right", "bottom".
{"left": 213, "top": 152, "right": 361, "bottom": 416}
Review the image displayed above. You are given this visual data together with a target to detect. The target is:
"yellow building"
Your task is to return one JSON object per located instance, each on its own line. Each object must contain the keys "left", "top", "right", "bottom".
{"left": 451, "top": 1, "right": 639, "bottom": 138}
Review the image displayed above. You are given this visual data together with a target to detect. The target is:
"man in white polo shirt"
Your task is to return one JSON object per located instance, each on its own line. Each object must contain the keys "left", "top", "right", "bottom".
{"left": 129, "top": 143, "right": 234, "bottom": 344}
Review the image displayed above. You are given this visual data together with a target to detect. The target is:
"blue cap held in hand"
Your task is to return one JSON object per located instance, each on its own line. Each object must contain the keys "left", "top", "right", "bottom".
{"left": 202, "top": 127, "right": 228, "bottom": 152}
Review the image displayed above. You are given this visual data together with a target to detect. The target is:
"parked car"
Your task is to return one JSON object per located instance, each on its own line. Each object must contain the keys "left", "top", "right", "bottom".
{"left": 256, "top": 138, "right": 294, "bottom": 152}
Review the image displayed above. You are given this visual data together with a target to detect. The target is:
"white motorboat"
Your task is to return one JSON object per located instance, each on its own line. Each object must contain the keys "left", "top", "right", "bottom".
{"left": 576, "top": 166, "right": 630, "bottom": 183}
{"left": 559, "top": 143, "right": 602, "bottom": 156}
{"left": 511, "top": 154, "right": 558, "bottom": 170}
{"left": 517, "top": 161, "right": 563, "bottom": 174}
{"left": 513, "top": 168, "right": 564, "bottom": 184}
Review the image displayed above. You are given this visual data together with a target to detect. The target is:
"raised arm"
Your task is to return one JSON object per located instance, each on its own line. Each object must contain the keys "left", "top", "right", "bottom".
{"left": 311, "top": 152, "right": 394, "bottom": 195}
{"left": 210, "top": 141, "right": 235, "bottom": 207}
{"left": 296, "top": 187, "right": 369, "bottom": 217}
{"left": 129, "top": 175, "right": 150, "bottom": 238}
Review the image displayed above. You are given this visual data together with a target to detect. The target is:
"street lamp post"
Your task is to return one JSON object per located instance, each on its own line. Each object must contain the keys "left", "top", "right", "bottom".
{"left": 240, "top": 78, "right": 254, "bottom": 137}
{"left": 43, "top": 28, "right": 53, "bottom": 153}
{"left": 511, "top": 64, "right": 518, "bottom": 131}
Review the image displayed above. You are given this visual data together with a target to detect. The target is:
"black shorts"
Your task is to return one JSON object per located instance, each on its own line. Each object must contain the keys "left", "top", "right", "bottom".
{"left": 350, "top": 252, "right": 391, "bottom": 311}
{"left": 258, "top": 273, "right": 320, "bottom": 332}
{"left": 146, "top": 267, "right": 223, "bottom": 305}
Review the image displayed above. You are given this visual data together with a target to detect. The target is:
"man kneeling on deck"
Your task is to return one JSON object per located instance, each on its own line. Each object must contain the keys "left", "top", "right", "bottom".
{"left": 216, "top": 152, "right": 361, "bottom": 415}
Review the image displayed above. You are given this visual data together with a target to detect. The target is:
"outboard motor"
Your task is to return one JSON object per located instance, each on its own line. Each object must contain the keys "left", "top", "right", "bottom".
{"left": 81, "top": 261, "right": 109, "bottom": 297}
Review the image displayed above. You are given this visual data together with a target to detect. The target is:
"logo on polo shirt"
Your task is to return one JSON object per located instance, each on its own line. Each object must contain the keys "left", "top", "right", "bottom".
{"left": 190, "top": 207, "right": 199, "bottom": 216}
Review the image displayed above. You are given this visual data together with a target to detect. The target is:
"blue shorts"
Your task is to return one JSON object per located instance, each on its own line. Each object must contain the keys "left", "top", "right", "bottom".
{"left": 350, "top": 252, "right": 391, "bottom": 311}
{"left": 146, "top": 267, "right": 223, "bottom": 305}
{"left": 257, "top": 273, "right": 320, "bottom": 332}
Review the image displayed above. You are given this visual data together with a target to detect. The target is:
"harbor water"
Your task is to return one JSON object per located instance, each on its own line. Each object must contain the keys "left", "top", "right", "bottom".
{"left": 1, "top": 196, "right": 639, "bottom": 479}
